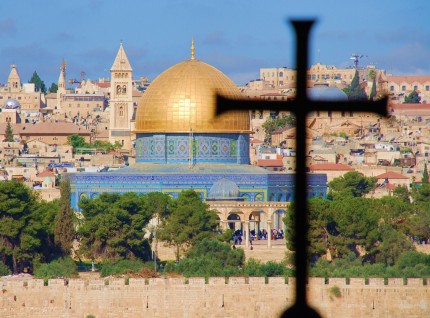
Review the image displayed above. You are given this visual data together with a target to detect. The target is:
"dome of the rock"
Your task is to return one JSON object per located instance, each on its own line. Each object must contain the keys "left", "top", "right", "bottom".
{"left": 135, "top": 59, "right": 250, "bottom": 133}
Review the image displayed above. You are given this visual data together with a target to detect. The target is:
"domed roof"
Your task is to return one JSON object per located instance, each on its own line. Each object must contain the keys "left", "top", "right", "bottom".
{"left": 3, "top": 98, "right": 20, "bottom": 109}
{"left": 135, "top": 59, "right": 250, "bottom": 133}
{"left": 43, "top": 176, "right": 53, "bottom": 184}
{"left": 308, "top": 83, "right": 348, "bottom": 101}
{"left": 207, "top": 178, "right": 241, "bottom": 200}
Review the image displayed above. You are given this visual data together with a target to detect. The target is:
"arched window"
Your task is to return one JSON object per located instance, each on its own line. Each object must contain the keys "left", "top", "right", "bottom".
{"left": 116, "top": 85, "right": 121, "bottom": 94}
{"left": 122, "top": 85, "right": 127, "bottom": 94}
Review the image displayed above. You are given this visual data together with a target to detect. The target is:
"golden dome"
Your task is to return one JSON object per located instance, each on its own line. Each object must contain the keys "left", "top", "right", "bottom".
{"left": 135, "top": 59, "right": 250, "bottom": 133}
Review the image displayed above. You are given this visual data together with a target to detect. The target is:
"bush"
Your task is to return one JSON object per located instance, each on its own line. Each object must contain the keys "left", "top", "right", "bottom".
{"left": 329, "top": 285, "right": 341, "bottom": 298}
{"left": 99, "top": 259, "right": 147, "bottom": 277}
{"left": 0, "top": 261, "right": 11, "bottom": 276}
{"left": 33, "top": 257, "right": 78, "bottom": 279}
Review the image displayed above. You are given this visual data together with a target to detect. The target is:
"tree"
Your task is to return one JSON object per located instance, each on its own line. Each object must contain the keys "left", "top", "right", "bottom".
{"left": 157, "top": 190, "right": 218, "bottom": 262}
{"left": 328, "top": 171, "right": 377, "bottom": 199}
{"left": 54, "top": 179, "right": 76, "bottom": 255}
{"left": 369, "top": 79, "right": 377, "bottom": 101}
{"left": 48, "top": 83, "right": 58, "bottom": 93}
{"left": 78, "top": 192, "right": 153, "bottom": 261}
{"left": 29, "top": 71, "right": 46, "bottom": 93}
{"left": 422, "top": 163, "right": 429, "bottom": 184}
{"left": 343, "top": 70, "right": 367, "bottom": 101}
{"left": 0, "top": 181, "right": 42, "bottom": 273}
{"left": 262, "top": 114, "right": 296, "bottom": 142}
{"left": 404, "top": 90, "right": 421, "bottom": 104}
{"left": 4, "top": 121, "right": 14, "bottom": 142}
{"left": 67, "top": 134, "right": 88, "bottom": 149}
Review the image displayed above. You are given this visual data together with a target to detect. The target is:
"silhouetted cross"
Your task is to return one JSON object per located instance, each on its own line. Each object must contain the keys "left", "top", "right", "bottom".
{"left": 217, "top": 20, "right": 388, "bottom": 317}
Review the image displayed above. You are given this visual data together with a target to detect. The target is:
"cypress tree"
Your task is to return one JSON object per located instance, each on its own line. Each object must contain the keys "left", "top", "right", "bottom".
{"left": 422, "top": 163, "right": 429, "bottom": 184}
{"left": 54, "top": 178, "right": 76, "bottom": 255}
{"left": 4, "top": 121, "right": 14, "bottom": 142}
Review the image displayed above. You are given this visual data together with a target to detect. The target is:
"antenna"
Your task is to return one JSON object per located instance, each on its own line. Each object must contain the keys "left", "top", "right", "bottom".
{"left": 350, "top": 53, "right": 368, "bottom": 69}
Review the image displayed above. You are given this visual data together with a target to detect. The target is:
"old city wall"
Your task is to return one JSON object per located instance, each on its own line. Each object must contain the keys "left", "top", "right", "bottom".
{"left": 1, "top": 277, "right": 429, "bottom": 318}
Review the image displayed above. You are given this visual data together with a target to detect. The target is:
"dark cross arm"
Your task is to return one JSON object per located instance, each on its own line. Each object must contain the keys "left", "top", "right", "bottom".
{"left": 217, "top": 96, "right": 388, "bottom": 117}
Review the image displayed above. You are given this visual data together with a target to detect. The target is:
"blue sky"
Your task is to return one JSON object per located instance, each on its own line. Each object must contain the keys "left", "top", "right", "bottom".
{"left": 1, "top": 0, "right": 429, "bottom": 87}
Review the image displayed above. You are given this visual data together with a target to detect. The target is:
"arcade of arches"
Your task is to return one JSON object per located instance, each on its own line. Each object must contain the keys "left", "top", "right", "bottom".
{"left": 208, "top": 201, "right": 288, "bottom": 248}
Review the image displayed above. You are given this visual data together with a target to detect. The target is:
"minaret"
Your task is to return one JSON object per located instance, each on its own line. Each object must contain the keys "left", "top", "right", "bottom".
{"left": 7, "top": 65, "right": 21, "bottom": 93}
{"left": 109, "top": 42, "right": 134, "bottom": 150}
{"left": 57, "top": 59, "right": 67, "bottom": 110}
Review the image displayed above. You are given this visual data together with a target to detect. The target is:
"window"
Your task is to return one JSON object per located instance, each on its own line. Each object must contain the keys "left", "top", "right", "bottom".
{"left": 426, "top": 85, "right": 429, "bottom": 91}
{"left": 350, "top": 112, "right": 354, "bottom": 117}
{"left": 328, "top": 111, "right": 332, "bottom": 118}
{"left": 390, "top": 85, "right": 394, "bottom": 91}
{"left": 413, "top": 85, "right": 418, "bottom": 91}
{"left": 402, "top": 86, "right": 406, "bottom": 91}
{"left": 311, "top": 74, "right": 316, "bottom": 80}
{"left": 279, "top": 72, "right": 283, "bottom": 77}
{"left": 341, "top": 111, "right": 346, "bottom": 117}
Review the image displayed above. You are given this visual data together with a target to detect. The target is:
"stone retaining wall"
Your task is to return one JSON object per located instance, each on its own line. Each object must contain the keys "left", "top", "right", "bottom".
{"left": 1, "top": 277, "right": 429, "bottom": 317}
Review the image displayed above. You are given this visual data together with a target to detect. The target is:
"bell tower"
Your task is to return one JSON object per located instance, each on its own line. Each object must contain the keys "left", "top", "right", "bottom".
{"left": 109, "top": 42, "right": 134, "bottom": 150}
{"left": 7, "top": 65, "right": 21, "bottom": 93}
{"left": 57, "top": 59, "right": 67, "bottom": 110}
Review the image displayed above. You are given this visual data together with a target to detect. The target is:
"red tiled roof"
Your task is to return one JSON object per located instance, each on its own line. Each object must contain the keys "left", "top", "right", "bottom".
{"left": 308, "top": 163, "right": 354, "bottom": 171}
{"left": 375, "top": 171, "right": 409, "bottom": 180}
{"left": 250, "top": 138, "right": 263, "bottom": 144}
{"left": 96, "top": 82, "right": 110, "bottom": 88}
{"left": 37, "top": 170, "right": 55, "bottom": 178}
{"left": 257, "top": 159, "right": 284, "bottom": 167}
{"left": 387, "top": 75, "right": 430, "bottom": 85}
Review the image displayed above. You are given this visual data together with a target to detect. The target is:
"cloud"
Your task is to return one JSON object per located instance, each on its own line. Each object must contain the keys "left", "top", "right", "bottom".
{"left": 378, "top": 42, "right": 430, "bottom": 75}
{"left": 52, "top": 32, "right": 76, "bottom": 43}
{"left": 202, "top": 32, "right": 227, "bottom": 46}
{"left": 0, "top": 18, "right": 17, "bottom": 36}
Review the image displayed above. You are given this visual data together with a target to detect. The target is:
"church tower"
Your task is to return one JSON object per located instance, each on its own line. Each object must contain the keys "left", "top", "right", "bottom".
{"left": 57, "top": 60, "right": 67, "bottom": 110}
{"left": 7, "top": 65, "right": 21, "bottom": 93}
{"left": 109, "top": 42, "right": 134, "bottom": 150}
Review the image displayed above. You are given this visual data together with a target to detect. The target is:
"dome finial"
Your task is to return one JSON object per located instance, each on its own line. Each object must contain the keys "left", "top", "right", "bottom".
{"left": 190, "top": 37, "right": 195, "bottom": 60}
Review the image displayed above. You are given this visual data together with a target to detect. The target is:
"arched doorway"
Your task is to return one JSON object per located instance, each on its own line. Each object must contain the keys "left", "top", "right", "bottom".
{"left": 227, "top": 213, "right": 241, "bottom": 231}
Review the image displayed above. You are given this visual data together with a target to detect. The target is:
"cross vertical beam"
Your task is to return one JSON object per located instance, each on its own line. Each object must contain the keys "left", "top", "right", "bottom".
{"left": 217, "top": 19, "right": 388, "bottom": 317}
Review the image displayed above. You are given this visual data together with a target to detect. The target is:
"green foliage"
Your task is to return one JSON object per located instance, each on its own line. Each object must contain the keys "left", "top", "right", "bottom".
{"left": 0, "top": 181, "right": 44, "bottom": 273}
{"left": 33, "top": 257, "right": 78, "bottom": 279}
{"left": 0, "top": 261, "right": 11, "bottom": 276}
{"left": 29, "top": 71, "right": 46, "bottom": 93}
{"left": 262, "top": 114, "right": 296, "bottom": 142}
{"left": 54, "top": 179, "right": 76, "bottom": 255}
{"left": 156, "top": 190, "right": 218, "bottom": 261}
{"left": 78, "top": 192, "right": 155, "bottom": 261}
{"left": 343, "top": 70, "right": 367, "bottom": 101}
{"left": 4, "top": 121, "right": 14, "bottom": 142}
{"left": 393, "top": 185, "right": 410, "bottom": 203}
{"left": 422, "top": 164, "right": 429, "bottom": 184}
{"left": 99, "top": 259, "right": 147, "bottom": 277}
{"left": 92, "top": 140, "right": 122, "bottom": 151}
{"left": 404, "top": 90, "right": 421, "bottom": 104}
{"left": 328, "top": 171, "right": 376, "bottom": 199}
{"left": 186, "top": 238, "right": 244, "bottom": 267}
{"left": 329, "top": 285, "right": 341, "bottom": 298}
{"left": 48, "top": 82, "right": 58, "bottom": 93}
{"left": 67, "top": 134, "right": 88, "bottom": 149}
{"left": 243, "top": 259, "right": 289, "bottom": 277}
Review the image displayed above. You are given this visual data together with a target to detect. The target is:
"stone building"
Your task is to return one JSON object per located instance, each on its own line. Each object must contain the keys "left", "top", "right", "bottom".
{"left": 0, "top": 65, "right": 43, "bottom": 113}
{"left": 108, "top": 43, "right": 135, "bottom": 150}
{"left": 69, "top": 41, "right": 327, "bottom": 235}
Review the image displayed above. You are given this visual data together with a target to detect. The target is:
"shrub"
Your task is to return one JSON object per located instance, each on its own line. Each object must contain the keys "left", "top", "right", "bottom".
{"left": 0, "top": 261, "right": 11, "bottom": 276}
{"left": 329, "top": 285, "right": 341, "bottom": 298}
{"left": 99, "top": 259, "right": 146, "bottom": 277}
{"left": 33, "top": 257, "right": 78, "bottom": 279}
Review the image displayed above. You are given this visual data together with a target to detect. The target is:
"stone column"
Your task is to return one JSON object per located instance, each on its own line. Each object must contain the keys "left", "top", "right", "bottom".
{"left": 245, "top": 220, "right": 250, "bottom": 248}
{"left": 267, "top": 220, "right": 272, "bottom": 248}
